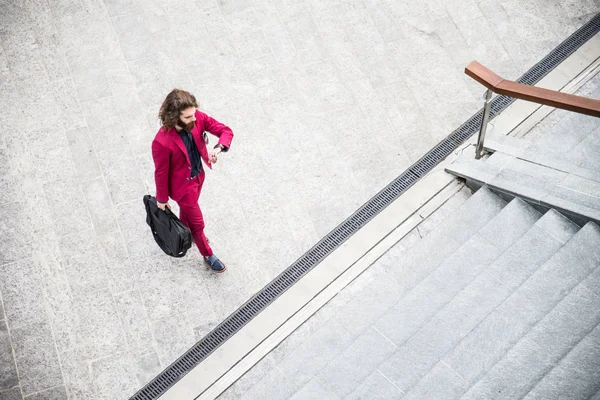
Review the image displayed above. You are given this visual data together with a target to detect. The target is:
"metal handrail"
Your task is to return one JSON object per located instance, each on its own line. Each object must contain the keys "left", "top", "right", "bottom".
{"left": 465, "top": 61, "right": 600, "bottom": 159}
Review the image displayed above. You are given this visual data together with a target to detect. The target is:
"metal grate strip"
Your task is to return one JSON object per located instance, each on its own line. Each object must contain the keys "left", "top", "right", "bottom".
{"left": 131, "top": 12, "right": 600, "bottom": 400}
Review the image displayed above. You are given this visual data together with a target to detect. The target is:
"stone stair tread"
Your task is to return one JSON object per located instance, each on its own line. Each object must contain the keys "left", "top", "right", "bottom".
{"left": 441, "top": 210, "right": 578, "bottom": 386}
{"left": 551, "top": 173, "right": 600, "bottom": 211}
{"left": 502, "top": 157, "right": 569, "bottom": 188}
{"left": 475, "top": 197, "right": 542, "bottom": 253}
{"left": 519, "top": 149, "right": 579, "bottom": 174}
{"left": 460, "top": 337, "right": 555, "bottom": 400}
{"left": 526, "top": 283, "right": 600, "bottom": 363}
{"left": 525, "top": 111, "right": 600, "bottom": 159}
{"left": 457, "top": 222, "right": 600, "bottom": 399}
{"left": 490, "top": 169, "right": 551, "bottom": 199}
{"left": 523, "top": 323, "right": 600, "bottom": 400}
{"left": 484, "top": 133, "right": 531, "bottom": 157}
{"left": 378, "top": 271, "right": 513, "bottom": 394}
{"left": 375, "top": 198, "right": 543, "bottom": 393}
{"left": 485, "top": 152, "right": 515, "bottom": 169}
{"left": 446, "top": 152, "right": 600, "bottom": 225}
{"left": 444, "top": 159, "right": 500, "bottom": 184}
{"left": 384, "top": 187, "right": 506, "bottom": 287}
{"left": 534, "top": 209, "right": 580, "bottom": 244}
{"left": 541, "top": 194, "right": 600, "bottom": 225}
{"left": 374, "top": 198, "right": 541, "bottom": 350}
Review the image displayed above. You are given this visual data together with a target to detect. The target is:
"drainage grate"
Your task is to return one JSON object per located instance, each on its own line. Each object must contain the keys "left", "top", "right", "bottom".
{"left": 131, "top": 12, "right": 600, "bottom": 400}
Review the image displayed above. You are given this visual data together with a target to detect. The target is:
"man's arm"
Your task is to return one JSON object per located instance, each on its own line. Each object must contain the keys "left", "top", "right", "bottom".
{"left": 199, "top": 110, "right": 234, "bottom": 152}
{"left": 151, "top": 140, "right": 170, "bottom": 204}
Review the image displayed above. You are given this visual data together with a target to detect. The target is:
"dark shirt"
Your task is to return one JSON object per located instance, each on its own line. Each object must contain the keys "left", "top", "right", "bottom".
{"left": 178, "top": 129, "right": 202, "bottom": 178}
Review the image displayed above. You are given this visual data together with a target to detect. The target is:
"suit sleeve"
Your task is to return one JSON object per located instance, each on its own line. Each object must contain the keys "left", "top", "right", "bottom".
{"left": 199, "top": 110, "right": 234, "bottom": 152}
{"left": 151, "top": 139, "right": 170, "bottom": 203}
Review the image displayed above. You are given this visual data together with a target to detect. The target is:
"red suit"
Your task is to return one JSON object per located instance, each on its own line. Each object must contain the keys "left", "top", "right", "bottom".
{"left": 151, "top": 110, "right": 234, "bottom": 257}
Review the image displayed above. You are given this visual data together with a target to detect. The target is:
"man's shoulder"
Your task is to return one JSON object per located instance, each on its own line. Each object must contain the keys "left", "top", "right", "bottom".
{"left": 195, "top": 109, "right": 209, "bottom": 120}
{"left": 153, "top": 127, "right": 172, "bottom": 143}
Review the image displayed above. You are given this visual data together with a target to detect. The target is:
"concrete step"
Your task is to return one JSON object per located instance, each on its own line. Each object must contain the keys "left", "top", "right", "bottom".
{"left": 445, "top": 155, "right": 600, "bottom": 225}
{"left": 459, "top": 222, "right": 600, "bottom": 400}
{"left": 521, "top": 286, "right": 600, "bottom": 399}
{"left": 524, "top": 110, "right": 600, "bottom": 163}
{"left": 444, "top": 158, "right": 501, "bottom": 187}
{"left": 405, "top": 210, "right": 579, "bottom": 398}
{"left": 523, "top": 322, "right": 600, "bottom": 399}
{"left": 374, "top": 198, "right": 541, "bottom": 352}
{"left": 328, "top": 188, "right": 505, "bottom": 338}
{"left": 382, "top": 186, "right": 506, "bottom": 292}
{"left": 484, "top": 133, "right": 531, "bottom": 158}
{"left": 376, "top": 197, "right": 544, "bottom": 393}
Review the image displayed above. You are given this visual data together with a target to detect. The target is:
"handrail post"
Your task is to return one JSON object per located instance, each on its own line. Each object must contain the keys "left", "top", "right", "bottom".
{"left": 475, "top": 89, "right": 493, "bottom": 159}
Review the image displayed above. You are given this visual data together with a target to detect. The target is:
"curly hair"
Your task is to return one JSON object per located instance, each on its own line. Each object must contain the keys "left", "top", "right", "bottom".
{"left": 158, "top": 89, "right": 199, "bottom": 129}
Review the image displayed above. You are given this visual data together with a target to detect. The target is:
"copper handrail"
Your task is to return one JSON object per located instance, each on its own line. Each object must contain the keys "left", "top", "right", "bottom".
{"left": 465, "top": 61, "right": 600, "bottom": 158}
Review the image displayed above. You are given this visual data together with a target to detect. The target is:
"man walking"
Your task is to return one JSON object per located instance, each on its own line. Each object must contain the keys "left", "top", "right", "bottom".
{"left": 152, "top": 89, "right": 233, "bottom": 272}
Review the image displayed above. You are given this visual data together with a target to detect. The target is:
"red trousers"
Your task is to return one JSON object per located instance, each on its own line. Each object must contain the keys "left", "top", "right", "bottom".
{"left": 177, "top": 171, "right": 213, "bottom": 257}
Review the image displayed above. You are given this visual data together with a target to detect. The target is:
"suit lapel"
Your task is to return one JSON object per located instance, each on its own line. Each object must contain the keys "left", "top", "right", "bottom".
{"left": 169, "top": 129, "right": 191, "bottom": 166}
{"left": 191, "top": 126, "right": 211, "bottom": 167}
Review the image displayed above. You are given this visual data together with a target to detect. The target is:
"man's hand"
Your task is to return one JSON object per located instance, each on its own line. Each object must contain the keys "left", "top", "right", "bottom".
{"left": 209, "top": 147, "right": 222, "bottom": 164}
{"left": 157, "top": 201, "right": 170, "bottom": 211}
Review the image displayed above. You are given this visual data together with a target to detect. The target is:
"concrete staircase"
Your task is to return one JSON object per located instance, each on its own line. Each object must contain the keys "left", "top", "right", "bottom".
{"left": 444, "top": 111, "right": 600, "bottom": 226}
{"left": 425, "top": 108, "right": 600, "bottom": 398}
{"left": 380, "top": 186, "right": 600, "bottom": 399}
{"left": 221, "top": 107, "right": 600, "bottom": 399}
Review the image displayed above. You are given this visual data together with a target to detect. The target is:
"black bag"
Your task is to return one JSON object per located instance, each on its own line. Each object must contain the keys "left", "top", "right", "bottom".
{"left": 143, "top": 195, "right": 192, "bottom": 257}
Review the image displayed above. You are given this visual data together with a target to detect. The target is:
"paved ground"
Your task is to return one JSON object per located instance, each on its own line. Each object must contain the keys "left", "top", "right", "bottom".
{"left": 220, "top": 73, "right": 600, "bottom": 399}
{"left": 0, "top": 0, "right": 597, "bottom": 399}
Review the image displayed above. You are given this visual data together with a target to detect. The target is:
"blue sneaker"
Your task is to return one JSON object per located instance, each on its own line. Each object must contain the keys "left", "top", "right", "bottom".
{"left": 205, "top": 254, "right": 226, "bottom": 273}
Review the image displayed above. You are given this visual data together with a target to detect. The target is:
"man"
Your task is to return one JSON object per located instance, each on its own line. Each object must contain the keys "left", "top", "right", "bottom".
{"left": 152, "top": 88, "right": 233, "bottom": 272}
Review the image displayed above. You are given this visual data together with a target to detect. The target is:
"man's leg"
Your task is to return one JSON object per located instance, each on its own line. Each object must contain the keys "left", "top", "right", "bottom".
{"left": 178, "top": 200, "right": 213, "bottom": 257}
{"left": 177, "top": 172, "right": 225, "bottom": 272}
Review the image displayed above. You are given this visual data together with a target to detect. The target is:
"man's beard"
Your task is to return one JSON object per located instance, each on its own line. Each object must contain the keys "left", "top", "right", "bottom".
{"left": 177, "top": 119, "right": 195, "bottom": 131}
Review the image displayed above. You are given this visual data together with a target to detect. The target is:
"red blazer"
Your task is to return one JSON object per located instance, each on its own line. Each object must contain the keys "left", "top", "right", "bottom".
{"left": 151, "top": 110, "right": 234, "bottom": 203}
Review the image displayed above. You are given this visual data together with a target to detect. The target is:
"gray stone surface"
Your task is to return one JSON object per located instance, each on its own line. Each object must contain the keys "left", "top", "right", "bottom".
{"left": 380, "top": 270, "right": 512, "bottom": 393}
{"left": 91, "top": 353, "right": 140, "bottom": 400}
{"left": 288, "top": 379, "right": 338, "bottom": 400}
{"left": 384, "top": 187, "right": 505, "bottom": 291}
{"left": 523, "top": 335, "right": 600, "bottom": 399}
{"left": 442, "top": 214, "right": 575, "bottom": 383}
{"left": 584, "top": 264, "right": 600, "bottom": 297}
{"left": 346, "top": 370, "right": 403, "bottom": 400}
{"left": 527, "top": 283, "right": 600, "bottom": 362}
{"left": 374, "top": 277, "right": 452, "bottom": 348}
{"left": 535, "top": 209, "right": 581, "bottom": 244}
{"left": 428, "top": 234, "right": 502, "bottom": 298}
{"left": 333, "top": 271, "right": 404, "bottom": 336}
{"left": 217, "top": 354, "right": 278, "bottom": 400}
{"left": 277, "top": 317, "right": 354, "bottom": 387}
{"left": 0, "top": 387, "right": 23, "bottom": 400}
{"left": 0, "top": 0, "right": 595, "bottom": 397}
{"left": 114, "top": 290, "right": 154, "bottom": 357}
{"left": 239, "top": 368, "right": 298, "bottom": 400}
{"left": 487, "top": 219, "right": 586, "bottom": 292}
{"left": 10, "top": 321, "right": 63, "bottom": 396}
{"left": 475, "top": 198, "right": 542, "bottom": 252}
{"left": 525, "top": 323, "right": 600, "bottom": 399}
{"left": 402, "top": 361, "right": 469, "bottom": 400}
{"left": 461, "top": 337, "right": 555, "bottom": 400}
{"left": 443, "top": 306, "right": 528, "bottom": 385}
{"left": 317, "top": 327, "right": 396, "bottom": 398}
{"left": 0, "top": 320, "right": 18, "bottom": 391}
{"left": 151, "top": 313, "right": 196, "bottom": 368}
{"left": 0, "top": 258, "right": 48, "bottom": 330}
{"left": 23, "top": 385, "right": 67, "bottom": 400}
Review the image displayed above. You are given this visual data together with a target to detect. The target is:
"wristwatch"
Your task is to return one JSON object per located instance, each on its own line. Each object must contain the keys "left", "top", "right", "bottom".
{"left": 214, "top": 144, "right": 226, "bottom": 152}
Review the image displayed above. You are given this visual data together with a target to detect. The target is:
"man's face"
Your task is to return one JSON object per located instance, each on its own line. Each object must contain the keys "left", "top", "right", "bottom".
{"left": 177, "top": 107, "right": 196, "bottom": 131}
